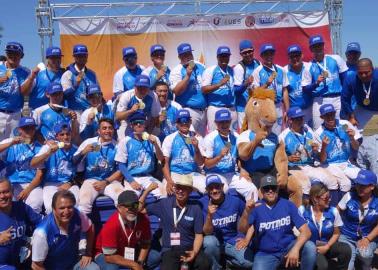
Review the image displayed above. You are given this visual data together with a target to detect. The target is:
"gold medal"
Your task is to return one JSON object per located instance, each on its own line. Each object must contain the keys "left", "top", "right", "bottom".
{"left": 161, "top": 65, "right": 167, "bottom": 72}
{"left": 224, "top": 74, "right": 230, "bottom": 81}
{"left": 271, "top": 71, "right": 277, "bottom": 79}
{"left": 5, "top": 69, "right": 12, "bottom": 79}
{"left": 363, "top": 98, "right": 370, "bottom": 106}
{"left": 225, "top": 142, "right": 231, "bottom": 148}
{"left": 62, "top": 108, "right": 70, "bottom": 116}
{"left": 188, "top": 60, "right": 195, "bottom": 69}
{"left": 142, "top": 132, "right": 149, "bottom": 141}
{"left": 307, "top": 139, "right": 313, "bottom": 146}
{"left": 185, "top": 137, "right": 192, "bottom": 144}
{"left": 57, "top": 142, "right": 65, "bottom": 149}
{"left": 161, "top": 109, "right": 167, "bottom": 116}
{"left": 23, "top": 138, "right": 31, "bottom": 144}
{"left": 92, "top": 143, "right": 101, "bottom": 152}
{"left": 322, "top": 70, "right": 329, "bottom": 78}
{"left": 342, "top": 124, "right": 349, "bottom": 131}
{"left": 139, "top": 101, "right": 145, "bottom": 110}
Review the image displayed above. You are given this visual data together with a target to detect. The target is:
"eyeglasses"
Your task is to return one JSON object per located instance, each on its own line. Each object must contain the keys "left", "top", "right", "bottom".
{"left": 262, "top": 185, "right": 278, "bottom": 193}
{"left": 132, "top": 120, "right": 146, "bottom": 126}
{"left": 120, "top": 202, "right": 139, "bottom": 210}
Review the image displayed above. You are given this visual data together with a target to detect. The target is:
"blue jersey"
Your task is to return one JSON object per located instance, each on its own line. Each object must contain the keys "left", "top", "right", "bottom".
{"left": 142, "top": 65, "right": 171, "bottom": 89}
{"left": 0, "top": 62, "right": 29, "bottom": 111}
{"left": 32, "top": 209, "right": 83, "bottom": 270}
{"left": 199, "top": 195, "right": 245, "bottom": 245}
{"left": 113, "top": 65, "right": 144, "bottom": 95}
{"left": 75, "top": 137, "right": 117, "bottom": 180}
{"left": 233, "top": 60, "right": 260, "bottom": 112}
{"left": 29, "top": 68, "right": 64, "bottom": 109}
{"left": 339, "top": 192, "right": 378, "bottom": 241}
{"left": 37, "top": 145, "right": 77, "bottom": 183}
{"left": 158, "top": 101, "right": 181, "bottom": 142}
{"left": 63, "top": 64, "right": 97, "bottom": 111}
{"left": 35, "top": 105, "right": 71, "bottom": 140}
{"left": 5, "top": 142, "right": 42, "bottom": 184}
{"left": 342, "top": 68, "right": 378, "bottom": 115}
{"left": 162, "top": 131, "right": 200, "bottom": 174}
{"left": 252, "top": 64, "right": 288, "bottom": 104}
{"left": 315, "top": 120, "right": 361, "bottom": 164}
{"left": 115, "top": 135, "right": 157, "bottom": 176}
{"left": 170, "top": 62, "right": 207, "bottom": 109}
{"left": 237, "top": 130, "right": 278, "bottom": 172}
{"left": 248, "top": 198, "right": 306, "bottom": 254}
{"left": 279, "top": 126, "right": 317, "bottom": 167}
{"left": 79, "top": 104, "right": 114, "bottom": 140}
{"left": 299, "top": 205, "right": 342, "bottom": 243}
{"left": 0, "top": 201, "right": 41, "bottom": 265}
{"left": 302, "top": 54, "right": 348, "bottom": 97}
{"left": 284, "top": 63, "right": 312, "bottom": 109}
{"left": 203, "top": 130, "right": 238, "bottom": 174}
{"left": 202, "top": 65, "right": 235, "bottom": 107}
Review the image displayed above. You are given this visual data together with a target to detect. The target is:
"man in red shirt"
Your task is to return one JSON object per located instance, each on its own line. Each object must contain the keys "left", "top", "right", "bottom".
{"left": 94, "top": 189, "right": 152, "bottom": 270}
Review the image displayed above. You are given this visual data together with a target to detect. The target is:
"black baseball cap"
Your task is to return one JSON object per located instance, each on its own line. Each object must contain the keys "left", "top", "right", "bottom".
{"left": 118, "top": 190, "right": 139, "bottom": 206}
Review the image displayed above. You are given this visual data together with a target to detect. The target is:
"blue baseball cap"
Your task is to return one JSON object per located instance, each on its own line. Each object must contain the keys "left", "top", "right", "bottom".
{"left": 129, "top": 110, "right": 146, "bottom": 123}
{"left": 239, "top": 40, "right": 254, "bottom": 52}
{"left": 287, "top": 44, "right": 302, "bottom": 54}
{"left": 87, "top": 84, "right": 102, "bottom": 95}
{"left": 215, "top": 109, "right": 232, "bottom": 122}
{"left": 18, "top": 117, "right": 37, "bottom": 128}
{"left": 46, "top": 82, "right": 63, "bottom": 95}
{"left": 134, "top": 75, "right": 150, "bottom": 88}
{"left": 354, "top": 170, "right": 377, "bottom": 186}
{"left": 177, "top": 43, "right": 193, "bottom": 55}
{"left": 46, "top": 47, "right": 63, "bottom": 58}
{"left": 73, "top": 44, "right": 88, "bottom": 55}
{"left": 217, "top": 46, "right": 231, "bottom": 56}
{"left": 150, "top": 44, "right": 166, "bottom": 55}
{"left": 175, "top": 109, "right": 191, "bottom": 123}
{"left": 260, "top": 43, "right": 275, "bottom": 55}
{"left": 309, "top": 35, "right": 324, "bottom": 47}
{"left": 287, "top": 107, "right": 305, "bottom": 119}
{"left": 5, "top": 42, "right": 24, "bottom": 55}
{"left": 53, "top": 122, "right": 71, "bottom": 135}
{"left": 206, "top": 174, "right": 223, "bottom": 187}
{"left": 346, "top": 42, "right": 361, "bottom": 53}
{"left": 319, "top": 104, "right": 336, "bottom": 116}
{"left": 123, "top": 47, "right": 137, "bottom": 57}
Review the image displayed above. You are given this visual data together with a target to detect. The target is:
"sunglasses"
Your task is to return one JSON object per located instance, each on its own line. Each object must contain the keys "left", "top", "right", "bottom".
{"left": 241, "top": 50, "right": 254, "bottom": 55}
{"left": 120, "top": 202, "right": 139, "bottom": 210}
{"left": 262, "top": 185, "right": 278, "bottom": 193}
{"left": 177, "top": 119, "right": 190, "bottom": 124}
{"left": 132, "top": 120, "right": 146, "bottom": 125}
{"left": 88, "top": 93, "right": 102, "bottom": 98}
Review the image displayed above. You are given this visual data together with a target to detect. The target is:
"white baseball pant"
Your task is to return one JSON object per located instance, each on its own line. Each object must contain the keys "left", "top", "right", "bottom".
{"left": 324, "top": 162, "right": 360, "bottom": 192}
{"left": 184, "top": 107, "right": 207, "bottom": 137}
{"left": 12, "top": 183, "right": 43, "bottom": 214}
{"left": 123, "top": 175, "right": 165, "bottom": 198}
{"left": 0, "top": 111, "right": 21, "bottom": 141}
{"left": 229, "top": 175, "right": 259, "bottom": 202}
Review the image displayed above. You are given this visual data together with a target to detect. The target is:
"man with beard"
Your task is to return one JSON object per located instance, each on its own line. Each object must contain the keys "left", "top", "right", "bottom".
{"left": 283, "top": 45, "right": 313, "bottom": 126}
{"left": 29, "top": 47, "right": 64, "bottom": 110}
{"left": 170, "top": 43, "right": 207, "bottom": 136}
{"left": 202, "top": 46, "right": 237, "bottom": 132}
{"left": 200, "top": 175, "right": 253, "bottom": 270}
{"left": 302, "top": 35, "right": 349, "bottom": 129}
{"left": 61, "top": 44, "right": 98, "bottom": 114}
{"left": 342, "top": 58, "right": 378, "bottom": 129}
{"left": 113, "top": 47, "right": 145, "bottom": 97}
{"left": 252, "top": 43, "right": 289, "bottom": 135}
{"left": 31, "top": 190, "right": 99, "bottom": 270}
{"left": 233, "top": 40, "right": 260, "bottom": 130}
{"left": 0, "top": 42, "right": 39, "bottom": 140}
{"left": 74, "top": 118, "right": 124, "bottom": 214}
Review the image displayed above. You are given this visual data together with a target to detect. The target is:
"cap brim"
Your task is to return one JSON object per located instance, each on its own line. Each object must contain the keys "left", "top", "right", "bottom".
{"left": 178, "top": 49, "right": 194, "bottom": 55}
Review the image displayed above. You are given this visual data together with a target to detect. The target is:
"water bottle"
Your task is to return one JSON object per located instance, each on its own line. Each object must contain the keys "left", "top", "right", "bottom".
{"left": 180, "top": 262, "right": 189, "bottom": 270}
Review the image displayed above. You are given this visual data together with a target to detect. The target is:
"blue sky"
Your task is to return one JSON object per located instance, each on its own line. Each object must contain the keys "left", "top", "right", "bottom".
{"left": 0, "top": 0, "right": 376, "bottom": 68}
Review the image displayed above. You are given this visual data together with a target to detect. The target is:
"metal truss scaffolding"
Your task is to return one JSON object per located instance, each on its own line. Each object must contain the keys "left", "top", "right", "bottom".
{"left": 36, "top": 0, "right": 343, "bottom": 60}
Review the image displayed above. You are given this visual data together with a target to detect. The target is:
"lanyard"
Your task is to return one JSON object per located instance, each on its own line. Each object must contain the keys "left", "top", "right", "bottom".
{"left": 311, "top": 207, "right": 323, "bottom": 239}
{"left": 362, "top": 81, "right": 372, "bottom": 99}
{"left": 118, "top": 214, "right": 137, "bottom": 245}
{"left": 316, "top": 57, "right": 327, "bottom": 72}
{"left": 173, "top": 207, "right": 186, "bottom": 228}
{"left": 219, "top": 66, "right": 231, "bottom": 90}
{"left": 264, "top": 65, "right": 278, "bottom": 89}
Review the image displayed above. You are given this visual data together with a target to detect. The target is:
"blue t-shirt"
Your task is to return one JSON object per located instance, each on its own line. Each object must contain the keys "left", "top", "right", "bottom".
{"left": 0, "top": 63, "right": 30, "bottom": 111}
{"left": 285, "top": 64, "right": 312, "bottom": 109}
{"left": 199, "top": 195, "right": 245, "bottom": 245}
{"left": 146, "top": 196, "right": 204, "bottom": 251}
{"left": 248, "top": 198, "right": 306, "bottom": 254}
{"left": 238, "top": 130, "right": 278, "bottom": 172}
{"left": 124, "top": 136, "right": 156, "bottom": 176}
{"left": 80, "top": 104, "right": 114, "bottom": 141}
{"left": 33, "top": 209, "right": 82, "bottom": 269}
{"left": 5, "top": 142, "right": 42, "bottom": 184}
{"left": 121, "top": 65, "right": 144, "bottom": 93}
{"left": 299, "top": 205, "right": 341, "bottom": 243}
{"left": 158, "top": 102, "right": 180, "bottom": 142}
{"left": 38, "top": 106, "right": 71, "bottom": 140}
{"left": 143, "top": 65, "right": 171, "bottom": 89}
{"left": 172, "top": 63, "right": 207, "bottom": 109}
{"left": 0, "top": 201, "right": 42, "bottom": 265}
{"left": 42, "top": 145, "right": 77, "bottom": 183}
{"left": 29, "top": 68, "right": 64, "bottom": 109}
{"left": 340, "top": 192, "right": 378, "bottom": 241}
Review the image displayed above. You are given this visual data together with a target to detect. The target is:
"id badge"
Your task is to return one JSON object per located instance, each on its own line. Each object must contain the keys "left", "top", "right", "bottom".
{"left": 170, "top": 232, "right": 181, "bottom": 246}
{"left": 124, "top": 247, "right": 135, "bottom": 261}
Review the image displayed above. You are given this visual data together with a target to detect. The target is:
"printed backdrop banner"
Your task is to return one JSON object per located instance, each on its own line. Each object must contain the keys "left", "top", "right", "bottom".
{"left": 59, "top": 12, "right": 332, "bottom": 100}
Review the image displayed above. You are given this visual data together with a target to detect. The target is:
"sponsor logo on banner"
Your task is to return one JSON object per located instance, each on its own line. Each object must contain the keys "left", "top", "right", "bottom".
{"left": 245, "top": 16, "right": 256, "bottom": 27}
{"left": 213, "top": 16, "right": 242, "bottom": 26}
{"left": 254, "top": 14, "right": 289, "bottom": 25}
{"left": 166, "top": 19, "right": 184, "bottom": 28}
{"left": 116, "top": 19, "right": 151, "bottom": 31}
